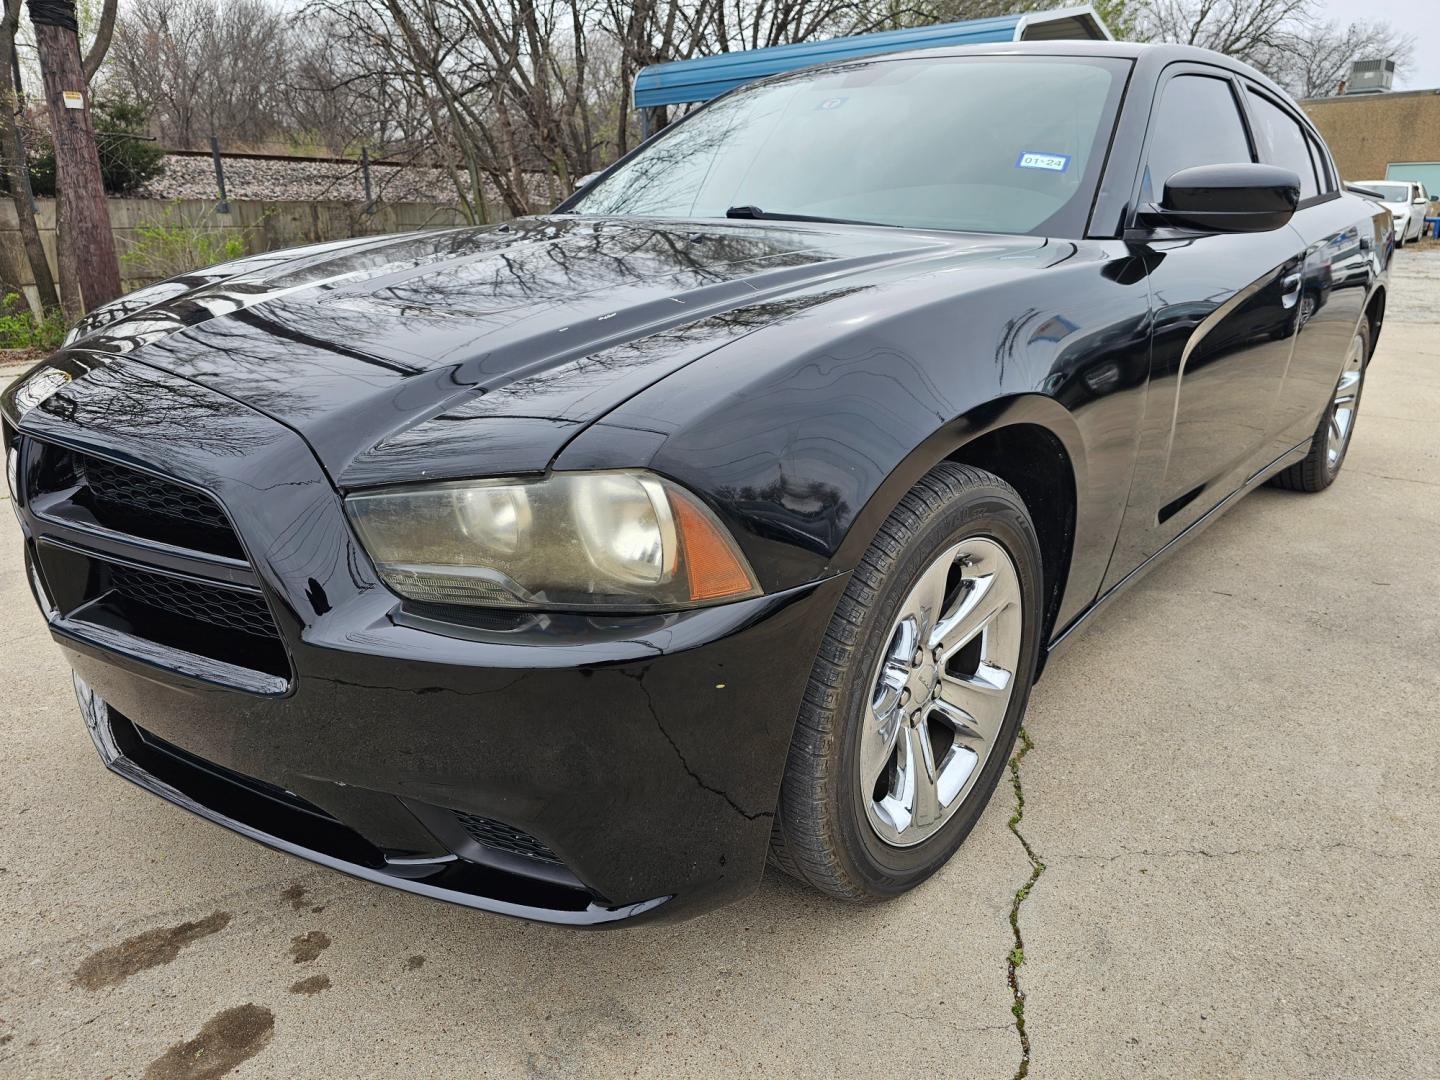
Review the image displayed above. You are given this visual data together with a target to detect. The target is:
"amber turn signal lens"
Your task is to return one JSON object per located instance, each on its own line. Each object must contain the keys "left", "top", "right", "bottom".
{"left": 670, "top": 488, "right": 758, "bottom": 602}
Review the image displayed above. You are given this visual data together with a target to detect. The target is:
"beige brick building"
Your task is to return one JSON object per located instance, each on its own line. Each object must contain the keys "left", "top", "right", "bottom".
{"left": 1301, "top": 89, "right": 1440, "bottom": 189}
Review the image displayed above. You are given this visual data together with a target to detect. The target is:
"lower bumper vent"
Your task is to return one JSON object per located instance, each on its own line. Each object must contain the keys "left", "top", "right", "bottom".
{"left": 452, "top": 811, "right": 564, "bottom": 868}
{"left": 110, "top": 564, "right": 279, "bottom": 640}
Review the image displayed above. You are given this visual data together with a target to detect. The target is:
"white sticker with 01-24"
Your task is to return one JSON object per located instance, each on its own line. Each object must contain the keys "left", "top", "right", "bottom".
{"left": 1015, "top": 151, "right": 1070, "bottom": 173}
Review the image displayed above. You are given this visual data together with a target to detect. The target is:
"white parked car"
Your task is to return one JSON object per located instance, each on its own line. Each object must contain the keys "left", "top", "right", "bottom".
{"left": 1348, "top": 180, "right": 1430, "bottom": 245}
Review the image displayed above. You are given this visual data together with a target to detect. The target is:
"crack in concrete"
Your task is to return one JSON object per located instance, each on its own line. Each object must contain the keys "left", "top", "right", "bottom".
{"left": 1005, "top": 726, "right": 1044, "bottom": 1080}
{"left": 1049, "top": 840, "right": 1420, "bottom": 862}
{"left": 1348, "top": 468, "right": 1440, "bottom": 489}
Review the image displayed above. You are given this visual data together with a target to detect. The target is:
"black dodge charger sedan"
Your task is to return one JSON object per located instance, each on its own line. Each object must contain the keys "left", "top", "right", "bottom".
{"left": 4, "top": 41, "right": 1389, "bottom": 925}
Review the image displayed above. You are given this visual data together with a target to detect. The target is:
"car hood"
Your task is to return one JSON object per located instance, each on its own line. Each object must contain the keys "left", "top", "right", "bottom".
{"left": 62, "top": 216, "right": 1045, "bottom": 486}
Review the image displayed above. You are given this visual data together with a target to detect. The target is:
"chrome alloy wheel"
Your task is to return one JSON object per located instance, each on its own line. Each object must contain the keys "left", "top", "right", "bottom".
{"left": 862, "top": 537, "right": 1023, "bottom": 848}
{"left": 1327, "top": 332, "right": 1365, "bottom": 471}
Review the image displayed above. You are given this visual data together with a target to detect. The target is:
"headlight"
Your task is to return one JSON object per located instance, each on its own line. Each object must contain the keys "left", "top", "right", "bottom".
{"left": 345, "top": 470, "right": 760, "bottom": 611}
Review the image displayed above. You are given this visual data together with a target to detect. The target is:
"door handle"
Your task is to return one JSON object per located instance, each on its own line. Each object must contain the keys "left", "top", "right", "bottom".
{"left": 1280, "top": 271, "right": 1302, "bottom": 308}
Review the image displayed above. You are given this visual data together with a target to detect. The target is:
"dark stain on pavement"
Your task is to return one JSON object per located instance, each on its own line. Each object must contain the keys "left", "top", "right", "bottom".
{"left": 72, "top": 912, "right": 232, "bottom": 991}
{"left": 404, "top": 955, "right": 426, "bottom": 971}
{"left": 143, "top": 1003, "right": 274, "bottom": 1080}
{"left": 280, "top": 884, "right": 307, "bottom": 910}
{"left": 288, "top": 930, "right": 330, "bottom": 963}
{"left": 289, "top": 974, "right": 331, "bottom": 995}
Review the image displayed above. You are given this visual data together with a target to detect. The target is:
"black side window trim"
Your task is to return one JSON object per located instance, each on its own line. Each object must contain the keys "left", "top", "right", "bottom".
{"left": 1310, "top": 135, "right": 1337, "bottom": 193}
{"left": 1239, "top": 81, "right": 1339, "bottom": 208}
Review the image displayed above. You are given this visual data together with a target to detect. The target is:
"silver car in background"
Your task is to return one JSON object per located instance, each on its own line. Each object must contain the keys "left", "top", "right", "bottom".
{"left": 1349, "top": 180, "right": 1430, "bottom": 245}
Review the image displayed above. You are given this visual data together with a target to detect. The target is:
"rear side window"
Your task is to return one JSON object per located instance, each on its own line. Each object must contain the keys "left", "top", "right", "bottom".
{"left": 1247, "top": 91, "right": 1319, "bottom": 199}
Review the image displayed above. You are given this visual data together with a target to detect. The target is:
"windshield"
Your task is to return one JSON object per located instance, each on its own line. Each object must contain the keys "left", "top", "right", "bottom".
{"left": 1355, "top": 183, "right": 1411, "bottom": 202}
{"left": 571, "top": 55, "right": 1129, "bottom": 236}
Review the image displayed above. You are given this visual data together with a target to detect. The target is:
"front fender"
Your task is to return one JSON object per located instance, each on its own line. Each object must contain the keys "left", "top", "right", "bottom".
{"left": 554, "top": 239, "right": 1153, "bottom": 628}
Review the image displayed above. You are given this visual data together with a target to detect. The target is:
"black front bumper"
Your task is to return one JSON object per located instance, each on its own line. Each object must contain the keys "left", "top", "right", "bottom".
{"left": 9, "top": 355, "right": 846, "bottom": 926}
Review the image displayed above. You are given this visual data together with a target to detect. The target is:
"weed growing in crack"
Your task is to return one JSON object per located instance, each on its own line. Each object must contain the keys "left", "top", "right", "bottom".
{"left": 1006, "top": 726, "right": 1046, "bottom": 1080}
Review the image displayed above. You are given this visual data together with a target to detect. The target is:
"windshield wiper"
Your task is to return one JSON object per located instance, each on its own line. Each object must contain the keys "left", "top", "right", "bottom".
{"left": 724, "top": 205, "right": 894, "bottom": 228}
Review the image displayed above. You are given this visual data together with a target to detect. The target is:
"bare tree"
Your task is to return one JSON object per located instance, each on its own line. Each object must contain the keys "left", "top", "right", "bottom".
{"left": 1259, "top": 18, "right": 1415, "bottom": 99}
{"left": 1136, "top": 0, "right": 1413, "bottom": 97}
{"left": 106, "top": 0, "right": 293, "bottom": 149}
{"left": 301, "top": 0, "right": 952, "bottom": 218}
{"left": 1136, "top": 0, "right": 1310, "bottom": 62}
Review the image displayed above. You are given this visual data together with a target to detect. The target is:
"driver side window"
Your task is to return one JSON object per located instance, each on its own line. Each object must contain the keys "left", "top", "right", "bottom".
{"left": 1143, "top": 74, "right": 1254, "bottom": 204}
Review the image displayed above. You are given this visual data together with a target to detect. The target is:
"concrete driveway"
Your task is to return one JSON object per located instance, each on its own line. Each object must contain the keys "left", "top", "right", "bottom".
{"left": 2, "top": 255, "right": 1437, "bottom": 1080}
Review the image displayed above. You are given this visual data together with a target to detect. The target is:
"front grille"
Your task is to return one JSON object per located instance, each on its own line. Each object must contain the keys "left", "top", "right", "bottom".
{"left": 109, "top": 563, "right": 279, "bottom": 640}
{"left": 453, "top": 811, "right": 564, "bottom": 867}
{"left": 30, "top": 442, "right": 245, "bottom": 559}
{"left": 22, "top": 436, "right": 292, "bottom": 686}
{"left": 82, "top": 455, "right": 232, "bottom": 535}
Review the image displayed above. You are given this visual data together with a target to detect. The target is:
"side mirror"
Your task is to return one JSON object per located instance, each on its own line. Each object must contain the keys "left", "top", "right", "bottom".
{"left": 1142, "top": 163, "right": 1301, "bottom": 233}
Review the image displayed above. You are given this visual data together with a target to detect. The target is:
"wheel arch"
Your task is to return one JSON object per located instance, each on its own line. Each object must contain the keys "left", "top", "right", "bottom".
{"left": 832, "top": 394, "right": 1084, "bottom": 672}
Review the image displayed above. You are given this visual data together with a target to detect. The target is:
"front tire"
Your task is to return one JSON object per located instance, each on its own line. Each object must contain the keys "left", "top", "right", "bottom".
{"left": 1270, "top": 320, "right": 1369, "bottom": 493}
{"left": 771, "top": 464, "right": 1043, "bottom": 900}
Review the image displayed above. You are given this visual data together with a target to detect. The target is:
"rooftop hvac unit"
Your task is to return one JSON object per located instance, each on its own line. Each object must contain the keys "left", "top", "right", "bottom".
{"left": 1345, "top": 58, "right": 1396, "bottom": 94}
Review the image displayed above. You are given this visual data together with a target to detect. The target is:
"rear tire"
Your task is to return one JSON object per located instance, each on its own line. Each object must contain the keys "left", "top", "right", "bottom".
{"left": 771, "top": 464, "right": 1043, "bottom": 901}
{"left": 1269, "top": 320, "right": 1369, "bottom": 493}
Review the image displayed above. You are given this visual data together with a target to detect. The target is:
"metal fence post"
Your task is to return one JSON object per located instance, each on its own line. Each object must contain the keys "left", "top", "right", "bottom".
{"left": 210, "top": 135, "right": 230, "bottom": 214}
{"left": 361, "top": 145, "right": 374, "bottom": 214}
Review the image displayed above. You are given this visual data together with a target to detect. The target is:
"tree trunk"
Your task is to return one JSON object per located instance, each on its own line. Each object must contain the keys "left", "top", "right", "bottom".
{"left": 29, "top": 14, "right": 120, "bottom": 316}
{"left": 0, "top": 100, "right": 59, "bottom": 313}
{"left": 81, "top": 0, "right": 117, "bottom": 83}
{"left": 1, "top": 0, "right": 58, "bottom": 312}
{"left": 0, "top": 174, "right": 24, "bottom": 306}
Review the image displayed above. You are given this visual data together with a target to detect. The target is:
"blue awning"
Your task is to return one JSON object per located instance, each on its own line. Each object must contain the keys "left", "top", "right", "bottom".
{"left": 633, "top": 6, "right": 1113, "bottom": 110}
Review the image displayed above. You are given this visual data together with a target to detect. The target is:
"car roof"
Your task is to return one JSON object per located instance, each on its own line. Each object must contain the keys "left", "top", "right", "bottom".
{"left": 812, "top": 39, "right": 1295, "bottom": 104}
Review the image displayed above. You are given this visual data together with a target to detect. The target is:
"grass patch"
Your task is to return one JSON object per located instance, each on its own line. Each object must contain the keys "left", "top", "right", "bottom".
{"left": 0, "top": 294, "right": 66, "bottom": 353}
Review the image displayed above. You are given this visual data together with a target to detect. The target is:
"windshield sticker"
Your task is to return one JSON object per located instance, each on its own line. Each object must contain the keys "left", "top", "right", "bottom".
{"left": 1016, "top": 151, "right": 1071, "bottom": 173}
{"left": 815, "top": 96, "right": 848, "bottom": 111}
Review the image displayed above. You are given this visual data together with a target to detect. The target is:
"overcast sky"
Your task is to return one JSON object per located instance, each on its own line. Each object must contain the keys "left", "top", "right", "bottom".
{"left": 195, "top": 0, "right": 1440, "bottom": 91}
{"left": 1322, "top": 0, "right": 1439, "bottom": 90}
